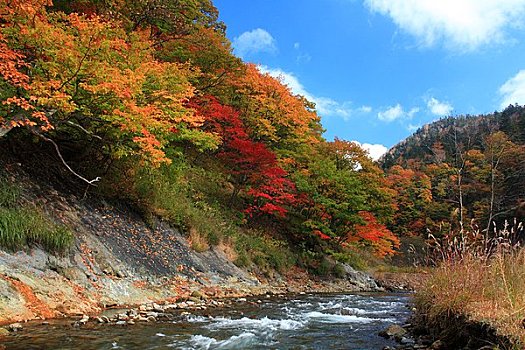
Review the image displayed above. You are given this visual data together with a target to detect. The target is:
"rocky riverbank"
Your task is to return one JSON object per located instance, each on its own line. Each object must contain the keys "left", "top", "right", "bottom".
{"left": 0, "top": 161, "right": 381, "bottom": 327}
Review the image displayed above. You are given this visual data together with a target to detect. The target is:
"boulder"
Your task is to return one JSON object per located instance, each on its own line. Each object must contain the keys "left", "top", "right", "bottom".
{"left": 379, "top": 324, "right": 407, "bottom": 340}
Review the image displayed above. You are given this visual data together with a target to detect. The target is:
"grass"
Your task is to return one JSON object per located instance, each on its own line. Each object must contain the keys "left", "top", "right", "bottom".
{"left": 416, "top": 223, "right": 525, "bottom": 348}
{"left": 0, "top": 178, "right": 20, "bottom": 207}
{"left": 0, "top": 176, "right": 73, "bottom": 254}
{"left": 0, "top": 207, "right": 73, "bottom": 254}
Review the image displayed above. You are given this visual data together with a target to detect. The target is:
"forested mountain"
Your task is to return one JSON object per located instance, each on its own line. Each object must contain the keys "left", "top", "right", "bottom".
{"left": 381, "top": 105, "right": 525, "bottom": 238}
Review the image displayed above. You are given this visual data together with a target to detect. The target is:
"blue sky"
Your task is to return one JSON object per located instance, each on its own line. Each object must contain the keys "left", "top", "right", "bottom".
{"left": 214, "top": 0, "right": 525, "bottom": 159}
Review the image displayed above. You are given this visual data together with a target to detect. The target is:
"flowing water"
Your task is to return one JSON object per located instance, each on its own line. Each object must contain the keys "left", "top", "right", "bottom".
{"left": 3, "top": 293, "right": 411, "bottom": 349}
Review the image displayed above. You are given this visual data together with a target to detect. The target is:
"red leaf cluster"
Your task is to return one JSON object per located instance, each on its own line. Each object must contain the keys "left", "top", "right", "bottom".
{"left": 189, "top": 95, "right": 296, "bottom": 217}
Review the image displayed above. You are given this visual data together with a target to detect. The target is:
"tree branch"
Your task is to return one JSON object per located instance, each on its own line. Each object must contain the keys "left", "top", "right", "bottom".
{"left": 34, "top": 131, "right": 101, "bottom": 185}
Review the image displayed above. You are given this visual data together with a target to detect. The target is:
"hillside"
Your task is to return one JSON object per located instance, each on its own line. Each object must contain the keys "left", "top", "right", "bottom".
{"left": 0, "top": 0, "right": 398, "bottom": 323}
{"left": 380, "top": 105, "right": 525, "bottom": 238}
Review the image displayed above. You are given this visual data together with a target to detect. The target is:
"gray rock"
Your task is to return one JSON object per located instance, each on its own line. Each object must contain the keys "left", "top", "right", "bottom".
{"left": 379, "top": 324, "right": 407, "bottom": 339}
{"left": 340, "top": 263, "right": 381, "bottom": 291}
{"left": 7, "top": 323, "right": 23, "bottom": 332}
{"left": 400, "top": 336, "right": 415, "bottom": 345}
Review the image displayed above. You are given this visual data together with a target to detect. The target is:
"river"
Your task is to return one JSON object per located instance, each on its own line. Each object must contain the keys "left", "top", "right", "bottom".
{"left": 3, "top": 293, "right": 411, "bottom": 349}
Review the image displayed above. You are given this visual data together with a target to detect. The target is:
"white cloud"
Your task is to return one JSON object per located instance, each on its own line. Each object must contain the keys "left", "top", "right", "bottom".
{"left": 377, "top": 104, "right": 418, "bottom": 122}
{"left": 378, "top": 104, "right": 403, "bottom": 122}
{"left": 258, "top": 66, "right": 370, "bottom": 119}
{"left": 499, "top": 70, "right": 525, "bottom": 109}
{"left": 427, "top": 97, "right": 453, "bottom": 116}
{"left": 359, "top": 106, "right": 372, "bottom": 113}
{"left": 408, "top": 107, "right": 420, "bottom": 118}
{"left": 364, "top": 0, "right": 525, "bottom": 51}
{"left": 233, "top": 28, "right": 277, "bottom": 58}
{"left": 352, "top": 141, "right": 389, "bottom": 161}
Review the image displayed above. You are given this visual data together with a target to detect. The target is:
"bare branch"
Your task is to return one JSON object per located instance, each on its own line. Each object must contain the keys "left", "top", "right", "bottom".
{"left": 34, "top": 131, "right": 101, "bottom": 185}
{"left": 65, "top": 121, "right": 103, "bottom": 140}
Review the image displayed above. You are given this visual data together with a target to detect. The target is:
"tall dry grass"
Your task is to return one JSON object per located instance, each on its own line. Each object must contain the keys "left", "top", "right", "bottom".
{"left": 417, "top": 221, "right": 525, "bottom": 347}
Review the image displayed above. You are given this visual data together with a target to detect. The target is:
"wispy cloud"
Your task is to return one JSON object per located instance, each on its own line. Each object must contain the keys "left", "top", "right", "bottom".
{"left": 364, "top": 0, "right": 525, "bottom": 51}
{"left": 426, "top": 97, "right": 453, "bottom": 116}
{"left": 258, "top": 66, "right": 370, "bottom": 119}
{"left": 377, "top": 104, "right": 418, "bottom": 122}
{"left": 499, "top": 70, "right": 525, "bottom": 109}
{"left": 233, "top": 28, "right": 277, "bottom": 58}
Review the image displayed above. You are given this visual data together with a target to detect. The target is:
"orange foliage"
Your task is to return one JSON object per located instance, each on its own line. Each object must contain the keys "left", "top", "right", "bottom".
{"left": 351, "top": 211, "right": 400, "bottom": 257}
{"left": 1, "top": 4, "right": 218, "bottom": 164}
{"left": 236, "top": 63, "right": 321, "bottom": 145}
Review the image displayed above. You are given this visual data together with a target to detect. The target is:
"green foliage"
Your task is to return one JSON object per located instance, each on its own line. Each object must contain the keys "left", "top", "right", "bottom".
{"left": 233, "top": 231, "right": 296, "bottom": 273}
{"left": 329, "top": 250, "right": 369, "bottom": 271}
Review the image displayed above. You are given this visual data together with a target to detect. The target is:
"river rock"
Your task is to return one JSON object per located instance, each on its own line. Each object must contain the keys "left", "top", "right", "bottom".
{"left": 79, "top": 315, "right": 89, "bottom": 325}
{"left": 115, "top": 320, "right": 127, "bottom": 326}
{"left": 340, "top": 263, "right": 380, "bottom": 290}
{"left": 379, "top": 324, "right": 407, "bottom": 340}
{"left": 7, "top": 323, "right": 23, "bottom": 332}
{"left": 400, "top": 336, "right": 415, "bottom": 345}
{"left": 0, "top": 328, "right": 10, "bottom": 336}
{"left": 117, "top": 313, "right": 129, "bottom": 321}
{"left": 164, "top": 304, "right": 178, "bottom": 311}
{"left": 152, "top": 303, "right": 164, "bottom": 312}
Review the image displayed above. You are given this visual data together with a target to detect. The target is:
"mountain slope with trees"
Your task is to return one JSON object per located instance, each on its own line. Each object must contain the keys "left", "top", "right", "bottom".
{"left": 381, "top": 105, "right": 525, "bottom": 240}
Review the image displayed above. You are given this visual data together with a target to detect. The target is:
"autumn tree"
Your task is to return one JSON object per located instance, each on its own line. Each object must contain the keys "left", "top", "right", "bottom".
{"left": 1, "top": 2, "right": 219, "bottom": 172}
{"left": 231, "top": 64, "right": 322, "bottom": 152}
{"left": 189, "top": 95, "right": 296, "bottom": 218}
{"left": 293, "top": 139, "right": 397, "bottom": 256}
{"left": 386, "top": 165, "right": 432, "bottom": 236}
